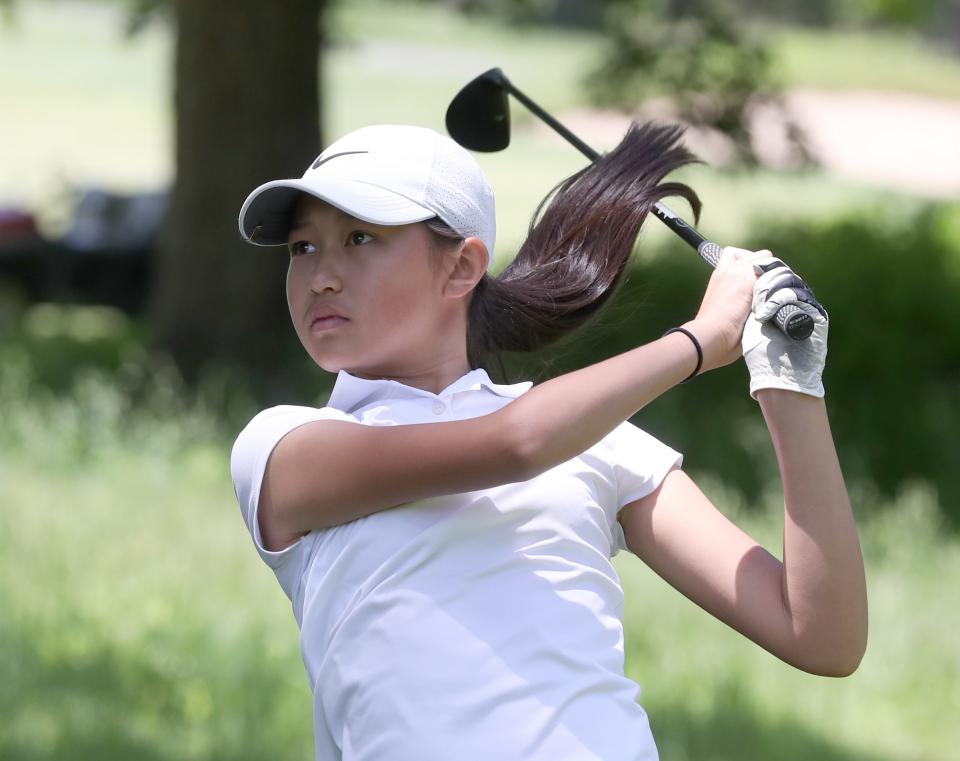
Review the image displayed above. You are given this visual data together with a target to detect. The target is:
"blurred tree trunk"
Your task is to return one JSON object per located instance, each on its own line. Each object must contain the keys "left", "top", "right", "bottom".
{"left": 151, "top": 0, "right": 325, "bottom": 386}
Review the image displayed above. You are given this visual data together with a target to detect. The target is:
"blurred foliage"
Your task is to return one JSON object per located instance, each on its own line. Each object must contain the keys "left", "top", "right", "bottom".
{"left": 0, "top": 302, "right": 330, "bottom": 444}
{"left": 696, "top": 0, "right": 951, "bottom": 29}
{"left": 121, "top": 0, "right": 170, "bottom": 36}
{"left": 504, "top": 201, "right": 960, "bottom": 522}
{"left": 413, "top": 0, "right": 588, "bottom": 25}
{"left": 795, "top": 0, "right": 955, "bottom": 30}
{"left": 745, "top": 204, "right": 960, "bottom": 512}
{"left": 423, "top": 0, "right": 956, "bottom": 34}
{"left": 585, "top": 0, "right": 808, "bottom": 166}
{"left": 419, "top": 0, "right": 960, "bottom": 56}
{"left": 856, "top": 0, "right": 944, "bottom": 27}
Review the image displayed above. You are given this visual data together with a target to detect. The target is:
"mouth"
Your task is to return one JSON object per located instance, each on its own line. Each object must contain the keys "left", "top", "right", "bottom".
{"left": 308, "top": 305, "right": 349, "bottom": 332}
{"left": 311, "top": 315, "right": 349, "bottom": 331}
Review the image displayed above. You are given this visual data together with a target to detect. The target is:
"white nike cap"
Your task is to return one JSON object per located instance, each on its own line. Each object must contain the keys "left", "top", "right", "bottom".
{"left": 238, "top": 124, "right": 497, "bottom": 269}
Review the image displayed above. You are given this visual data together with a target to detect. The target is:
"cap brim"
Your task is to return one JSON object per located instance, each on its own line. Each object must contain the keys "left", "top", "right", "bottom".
{"left": 238, "top": 178, "right": 436, "bottom": 246}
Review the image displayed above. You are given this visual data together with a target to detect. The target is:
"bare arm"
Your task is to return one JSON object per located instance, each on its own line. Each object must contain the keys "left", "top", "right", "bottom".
{"left": 758, "top": 389, "right": 867, "bottom": 672}
{"left": 260, "top": 329, "right": 700, "bottom": 550}
{"left": 618, "top": 389, "right": 867, "bottom": 676}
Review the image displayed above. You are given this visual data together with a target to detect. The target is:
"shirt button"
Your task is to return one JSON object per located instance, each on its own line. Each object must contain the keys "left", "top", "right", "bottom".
{"left": 431, "top": 400, "right": 445, "bottom": 415}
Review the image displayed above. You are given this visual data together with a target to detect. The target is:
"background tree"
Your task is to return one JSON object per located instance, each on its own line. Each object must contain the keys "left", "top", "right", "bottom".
{"left": 150, "top": 0, "right": 326, "bottom": 392}
{"left": 585, "top": 0, "right": 809, "bottom": 166}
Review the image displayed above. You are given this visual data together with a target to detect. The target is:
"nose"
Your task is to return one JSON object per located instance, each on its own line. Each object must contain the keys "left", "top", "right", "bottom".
{"left": 307, "top": 252, "right": 343, "bottom": 295}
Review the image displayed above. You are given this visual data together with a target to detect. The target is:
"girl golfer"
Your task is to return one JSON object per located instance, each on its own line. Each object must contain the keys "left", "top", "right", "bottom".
{"left": 231, "top": 123, "right": 867, "bottom": 760}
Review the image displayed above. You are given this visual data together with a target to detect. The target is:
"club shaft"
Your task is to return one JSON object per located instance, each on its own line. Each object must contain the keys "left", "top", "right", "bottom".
{"left": 502, "top": 78, "right": 709, "bottom": 253}
{"left": 502, "top": 80, "right": 601, "bottom": 163}
{"left": 497, "top": 72, "right": 812, "bottom": 341}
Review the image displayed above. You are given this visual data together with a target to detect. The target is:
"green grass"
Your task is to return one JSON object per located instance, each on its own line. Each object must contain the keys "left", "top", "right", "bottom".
{"left": 0, "top": 358, "right": 956, "bottom": 760}
{"left": 0, "top": 357, "right": 313, "bottom": 759}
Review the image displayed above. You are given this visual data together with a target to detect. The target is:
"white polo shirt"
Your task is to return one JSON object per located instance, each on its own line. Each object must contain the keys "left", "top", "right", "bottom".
{"left": 231, "top": 367, "right": 682, "bottom": 761}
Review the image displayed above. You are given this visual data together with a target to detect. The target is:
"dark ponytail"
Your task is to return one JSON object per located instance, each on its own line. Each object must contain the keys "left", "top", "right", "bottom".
{"left": 466, "top": 120, "right": 702, "bottom": 372}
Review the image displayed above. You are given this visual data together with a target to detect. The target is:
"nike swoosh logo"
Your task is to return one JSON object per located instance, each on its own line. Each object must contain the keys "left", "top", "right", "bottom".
{"left": 311, "top": 150, "right": 369, "bottom": 170}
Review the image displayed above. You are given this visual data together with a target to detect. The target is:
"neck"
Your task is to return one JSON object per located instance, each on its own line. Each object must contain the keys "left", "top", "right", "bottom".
{"left": 349, "top": 350, "right": 473, "bottom": 396}
{"left": 348, "top": 309, "right": 475, "bottom": 394}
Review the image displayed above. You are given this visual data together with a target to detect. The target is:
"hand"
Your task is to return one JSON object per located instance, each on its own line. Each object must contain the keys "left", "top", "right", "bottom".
{"left": 686, "top": 246, "right": 774, "bottom": 372}
{"left": 742, "top": 256, "right": 829, "bottom": 398}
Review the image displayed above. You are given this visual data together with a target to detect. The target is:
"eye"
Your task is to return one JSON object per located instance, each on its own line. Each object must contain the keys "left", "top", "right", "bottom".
{"left": 347, "top": 230, "right": 374, "bottom": 246}
{"left": 288, "top": 240, "right": 315, "bottom": 257}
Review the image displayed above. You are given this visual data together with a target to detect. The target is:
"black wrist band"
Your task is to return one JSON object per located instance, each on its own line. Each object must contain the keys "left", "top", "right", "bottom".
{"left": 662, "top": 327, "right": 703, "bottom": 383}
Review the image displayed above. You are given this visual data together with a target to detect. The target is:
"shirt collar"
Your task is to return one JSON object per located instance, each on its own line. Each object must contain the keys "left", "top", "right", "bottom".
{"left": 327, "top": 367, "right": 533, "bottom": 414}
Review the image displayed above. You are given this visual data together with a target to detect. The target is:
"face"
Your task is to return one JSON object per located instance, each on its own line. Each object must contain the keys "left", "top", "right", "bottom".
{"left": 285, "top": 195, "right": 456, "bottom": 376}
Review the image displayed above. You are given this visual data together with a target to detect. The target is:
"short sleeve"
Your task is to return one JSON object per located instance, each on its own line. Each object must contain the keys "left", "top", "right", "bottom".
{"left": 230, "top": 405, "right": 357, "bottom": 598}
{"left": 601, "top": 420, "right": 683, "bottom": 555}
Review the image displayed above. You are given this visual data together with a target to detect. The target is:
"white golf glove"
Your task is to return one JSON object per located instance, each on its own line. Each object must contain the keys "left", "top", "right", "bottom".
{"left": 742, "top": 257, "right": 829, "bottom": 399}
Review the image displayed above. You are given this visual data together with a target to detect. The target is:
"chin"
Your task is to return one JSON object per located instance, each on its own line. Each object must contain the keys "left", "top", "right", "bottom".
{"left": 313, "top": 356, "right": 347, "bottom": 373}
{"left": 311, "top": 353, "right": 374, "bottom": 376}
{"left": 304, "top": 340, "right": 401, "bottom": 379}
{"left": 301, "top": 346, "right": 345, "bottom": 374}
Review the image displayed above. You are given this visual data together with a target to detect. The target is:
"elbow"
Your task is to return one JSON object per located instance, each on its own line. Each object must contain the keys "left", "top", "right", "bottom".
{"left": 793, "top": 623, "right": 868, "bottom": 678}
{"left": 806, "top": 646, "right": 865, "bottom": 678}
{"left": 831, "top": 627, "right": 869, "bottom": 677}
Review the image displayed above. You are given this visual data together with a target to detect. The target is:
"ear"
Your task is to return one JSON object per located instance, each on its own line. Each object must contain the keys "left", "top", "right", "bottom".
{"left": 442, "top": 236, "right": 489, "bottom": 299}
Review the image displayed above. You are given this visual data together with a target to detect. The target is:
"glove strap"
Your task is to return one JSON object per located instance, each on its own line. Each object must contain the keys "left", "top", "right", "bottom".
{"left": 663, "top": 327, "right": 703, "bottom": 384}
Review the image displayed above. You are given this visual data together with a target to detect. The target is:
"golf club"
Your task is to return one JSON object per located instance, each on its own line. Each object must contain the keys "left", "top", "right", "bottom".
{"left": 445, "top": 67, "right": 815, "bottom": 342}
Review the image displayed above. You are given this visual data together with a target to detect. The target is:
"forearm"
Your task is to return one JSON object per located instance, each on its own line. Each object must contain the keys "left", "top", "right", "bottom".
{"left": 260, "top": 329, "right": 699, "bottom": 547}
{"left": 505, "top": 247, "right": 759, "bottom": 475}
{"left": 758, "top": 389, "right": 868, "bottom": 674}
{"left": 506, "top": 330, "right": 699, "bottom": 476}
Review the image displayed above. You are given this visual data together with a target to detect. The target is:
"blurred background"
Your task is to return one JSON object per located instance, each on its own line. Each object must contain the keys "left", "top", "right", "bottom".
{"left": 1, "top": 0, "right": 958, "bottom": 758}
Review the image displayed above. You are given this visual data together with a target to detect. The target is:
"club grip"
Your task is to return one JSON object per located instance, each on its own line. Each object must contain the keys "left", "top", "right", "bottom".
{"left": 697, "top": 241, "right": 813, "bottom": 341}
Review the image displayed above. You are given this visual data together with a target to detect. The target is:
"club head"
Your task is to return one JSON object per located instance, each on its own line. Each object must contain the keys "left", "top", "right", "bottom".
{"left": 445, "top": 67, "right": 511, "bottom": 152}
